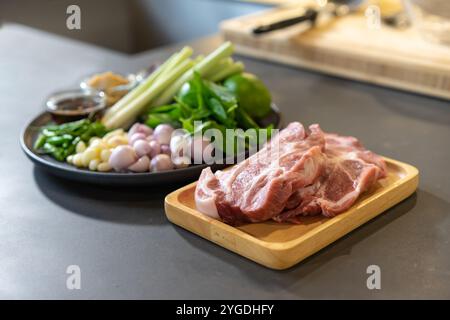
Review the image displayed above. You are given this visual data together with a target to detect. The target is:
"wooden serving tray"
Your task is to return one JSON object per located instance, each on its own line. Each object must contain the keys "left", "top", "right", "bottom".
{"left": 165, "top": 157, "right": 418, "bottom": 270}
{"left": 220, "top": 6, "right": 450, "bottom": 100}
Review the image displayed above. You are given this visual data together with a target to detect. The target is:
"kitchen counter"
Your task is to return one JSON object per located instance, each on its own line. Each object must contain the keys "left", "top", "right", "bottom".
{"left": 1, "top": 24, "right": 449, "bottom": 299}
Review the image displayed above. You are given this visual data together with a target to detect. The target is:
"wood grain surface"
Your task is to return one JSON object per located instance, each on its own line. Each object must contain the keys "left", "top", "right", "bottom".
{"left": 221, "top": 6, "right": 450, "bottom": 100}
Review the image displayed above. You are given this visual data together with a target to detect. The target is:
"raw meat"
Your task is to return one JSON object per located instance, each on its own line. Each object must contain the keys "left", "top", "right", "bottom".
{"left": 274, "top": 133, "right": 387, "bottom": 222}
{"left": 195, "top": 122, "right": 387, "bottom": 226}
{"left": 195, "top": 122, "right": 325, "bottom": 225}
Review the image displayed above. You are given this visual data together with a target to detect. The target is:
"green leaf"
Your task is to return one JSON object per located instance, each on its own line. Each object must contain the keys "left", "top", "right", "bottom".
{"left": 180, "top": 117, "right": 194, "bottom": 133}
{"left": 177, "top": 82, "right": 199, "bottom": 108}
{"left": 149, "top": 104, "right": 180, "bottom": 114}
{"left": 236, "top": 107, "right": 259, "bottom": 129}
{"left": 192, "top": 72, "right": 205, "bottom": 110}
{"left": 191, "top": 108, "right": 211, "bottom": 120}
{"left": 227, "top": 103, "right": 238, "bottom": 114}
{"left": 146, "top": 113, "right": 180, "bottom": 128}
{"left": 208, "top": 97, "right": 228, "bottom": 124}
{"left": 204, "top": 80, "right": 237, "bottom": 108}
{"left": 174, "top": 97, "right": 194, "bottom": 118}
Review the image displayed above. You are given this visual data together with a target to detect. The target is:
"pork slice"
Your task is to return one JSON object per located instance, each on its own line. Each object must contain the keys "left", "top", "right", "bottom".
{"left": 195, "top": 122, "right": 326, "bottom": 226}
{"left": 274, "top": 133, "right": 387, "bottom": 222}
{"left": 324, "top": 133, "right": 387, "bottom": 178}
{"left": 195, "top": 167, "right": 221, "bottom": 219}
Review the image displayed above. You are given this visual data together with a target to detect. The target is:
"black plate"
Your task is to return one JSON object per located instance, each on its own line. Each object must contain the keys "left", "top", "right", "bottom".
{"left": 21, "top": 106, "right": 281, "bottom": 186}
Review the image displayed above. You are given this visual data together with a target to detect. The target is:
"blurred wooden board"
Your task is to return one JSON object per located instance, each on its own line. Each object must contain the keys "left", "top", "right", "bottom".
{"left": 165, "top": 157, "right": 419, "bottom": 270}
{"left": 221, "top": 6, "right": 450, "bottom": 100}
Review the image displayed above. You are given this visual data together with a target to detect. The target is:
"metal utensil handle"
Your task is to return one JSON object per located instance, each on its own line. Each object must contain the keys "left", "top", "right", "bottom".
{"left": 252, "top": 9, "right": 318, "bottom": 35}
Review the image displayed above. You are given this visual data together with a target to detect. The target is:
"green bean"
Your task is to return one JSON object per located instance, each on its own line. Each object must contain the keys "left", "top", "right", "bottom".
{"left": 46, "top": 134, "right": 73, "bottom": 146}
{"left": 33, "top": 134, "right": 47, "bottom": 149}
{"left": 34, "top": 119, "right": 107, "bottom": 162}
{"left": 42, "top": 128, "right": 57, "bottom": 137}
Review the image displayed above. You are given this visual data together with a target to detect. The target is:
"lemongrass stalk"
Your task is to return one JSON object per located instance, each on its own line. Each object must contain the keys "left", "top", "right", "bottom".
{"left": 151, "top": 55, "right": 204, "bottom": 104}
{"left": 102, "top": 53, "right": 177, "bottom": 122}
{"left": 209, "top": 61, "right": 244, "bottom": 83}
{"left": 104, "top": 59, "right": 194, "bottom": 129}
{"left": 203, "top": 57, "right": 233, "bottom": 79}
{"left": 152, "top": 42, "right": 234, "bottom": 107}
{"left": 102, "top": 46, "right": 193, "bottom": 123}
{"left": 195, "top": 54, "right": 205, "bottom": 62}
{"left": 151, "top": 55, "right": 200, "bottom": 105}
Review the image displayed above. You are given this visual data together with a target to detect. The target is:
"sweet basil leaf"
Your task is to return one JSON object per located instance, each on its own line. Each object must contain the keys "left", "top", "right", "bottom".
{"left": 208, "top": 97, "right": 228, "bottom": 123}
{"left": 146, "top": 113, "right": 180, "bottom": 128}
{"left": 149, "top": 104, "right": 179, "bottom": 114}
{"left": 191, "top": 108, "right": 211, "bottom": 120}
{"left": 180, "top": 117, "right": 195, "bottom": 133}
{"left": 236, "top": 107, "right": 259, "bottom": 129}
{"left": 204, "top": 80, "right": 237, "bottom": 108}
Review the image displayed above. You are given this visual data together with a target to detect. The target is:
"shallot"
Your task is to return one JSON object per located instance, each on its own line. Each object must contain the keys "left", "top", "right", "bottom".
{"left": 150, "top": 154, "right": 174, "bottom": 172}
{"left": 109, "top": 145, "right": 137, "bottom": 171}
{"left": 129, "top": 132, "right": 147, "bottom": 146}
{"left": 173, "top": 156, "right": 191, "bottom": 169}
{"left": 133, "top": 140, "right": 152, "bottom": 157}
{"left": 153, "top": 124, "right": 174, "bottom": 145}
{"left": 149, "top": 140, "right": 160, "bottom": 158}
{"left": 128, "top": 156, "right": 150, "bottom": 172}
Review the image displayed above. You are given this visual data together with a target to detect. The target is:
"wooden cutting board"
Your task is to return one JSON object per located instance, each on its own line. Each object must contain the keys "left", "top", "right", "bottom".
{"left": 165, "top": 157, "right": 419, "bottom": 270}
{"left": 220, "top": 5, "right": 450, "bottom": 100}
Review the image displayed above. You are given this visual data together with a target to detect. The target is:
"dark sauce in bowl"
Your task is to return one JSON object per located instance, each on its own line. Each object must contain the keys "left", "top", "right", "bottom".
{"left": 46, "top": 89, "right": 106, "bottom": 121}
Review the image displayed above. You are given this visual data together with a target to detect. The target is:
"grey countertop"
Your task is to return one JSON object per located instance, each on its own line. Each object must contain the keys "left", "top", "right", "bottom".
{"left": 1, "top": 24, "right": 450, "bottom": 299}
